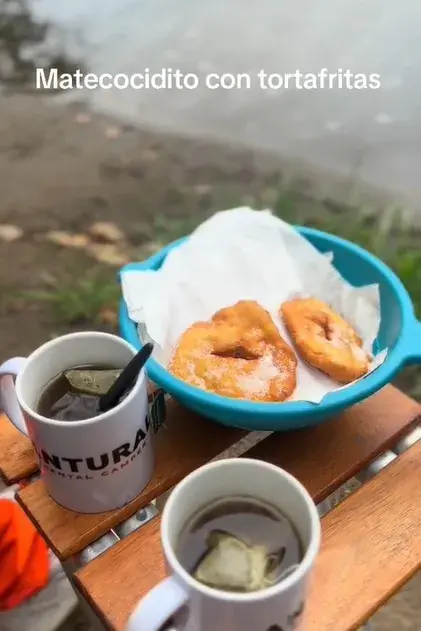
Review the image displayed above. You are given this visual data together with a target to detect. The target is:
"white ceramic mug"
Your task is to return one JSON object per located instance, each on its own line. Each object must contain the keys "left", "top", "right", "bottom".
{"left": 127, "top": 458, "right": 321, "bottom": 631}
{"left": 0, "top": 332, "right": 154, "bottom": 513}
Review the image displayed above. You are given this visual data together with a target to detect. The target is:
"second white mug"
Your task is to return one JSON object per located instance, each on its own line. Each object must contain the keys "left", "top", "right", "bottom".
{"left": 127, "top": 458, "right": 321, "bottom": 631}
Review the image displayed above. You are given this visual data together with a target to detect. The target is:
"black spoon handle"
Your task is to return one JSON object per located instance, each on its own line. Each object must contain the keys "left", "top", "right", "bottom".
{"left": 99, "top": 342, "right": 154, "bottom": 413}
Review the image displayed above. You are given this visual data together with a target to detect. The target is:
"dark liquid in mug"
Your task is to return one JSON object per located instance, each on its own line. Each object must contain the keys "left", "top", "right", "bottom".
{"left": 37, "top": 364, "right": 127, "bottom": 422}
{"left": 177, "top": 496, "right": 303, "bottom": 593}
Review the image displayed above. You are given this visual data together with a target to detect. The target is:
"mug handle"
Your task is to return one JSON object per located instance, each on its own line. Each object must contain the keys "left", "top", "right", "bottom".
{"left": 126, "top": 576, "right": 189, "bottom": 631}
{"left": 403, "top": 318, "right": 421, "bottom": 364}
{"left": 0, "top": 357, "right": 29, "bottom": 435}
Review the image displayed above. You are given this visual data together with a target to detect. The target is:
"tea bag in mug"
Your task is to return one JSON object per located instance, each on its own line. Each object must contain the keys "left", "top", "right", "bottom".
{"left": 194, "top": 530, "right": 285, "bottom": 592}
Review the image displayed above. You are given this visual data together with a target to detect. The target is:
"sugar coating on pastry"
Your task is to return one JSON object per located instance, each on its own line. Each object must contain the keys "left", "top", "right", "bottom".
{"left": 169, "top": 301, "right": 297, "bottom": 402}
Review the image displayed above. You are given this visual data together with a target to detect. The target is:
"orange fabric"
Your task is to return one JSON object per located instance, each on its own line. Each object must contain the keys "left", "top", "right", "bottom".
{"left": 0, "top": 498, "right": 49, "bottom": 610}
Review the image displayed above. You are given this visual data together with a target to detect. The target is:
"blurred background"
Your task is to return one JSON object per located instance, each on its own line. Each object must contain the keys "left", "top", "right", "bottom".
{"left": 0, "top": 1, "right": 420, "bottom": 630}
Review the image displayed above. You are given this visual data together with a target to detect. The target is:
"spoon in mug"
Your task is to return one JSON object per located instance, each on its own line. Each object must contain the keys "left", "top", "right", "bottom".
{"left": 98, "top": 342, "right": 154, "bottom": 413}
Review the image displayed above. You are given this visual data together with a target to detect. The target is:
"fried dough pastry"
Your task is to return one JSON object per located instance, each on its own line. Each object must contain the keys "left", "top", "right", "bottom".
{"left": 280, "top": 298, "right": 370, "bottom": 384}
{"left": 169, "top": 301, "right": 297, "bottom": 402}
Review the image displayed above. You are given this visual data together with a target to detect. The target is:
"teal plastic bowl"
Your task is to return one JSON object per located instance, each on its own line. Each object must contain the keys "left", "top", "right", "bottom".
{"left": 119, "top": 227, "right": 421, "bottom": 431}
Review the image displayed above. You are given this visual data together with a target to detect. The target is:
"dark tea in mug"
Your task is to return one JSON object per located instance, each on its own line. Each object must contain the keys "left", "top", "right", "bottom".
{"left": 176, "top": 495, "right": 303, "bottom": 593}
{"left": 37, "top": 364, "right": 125, "bottom": 422}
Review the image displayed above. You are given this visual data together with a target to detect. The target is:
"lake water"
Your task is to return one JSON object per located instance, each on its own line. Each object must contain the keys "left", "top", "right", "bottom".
{"left": 26, "top": 0, "right": 421, "bottom": 209}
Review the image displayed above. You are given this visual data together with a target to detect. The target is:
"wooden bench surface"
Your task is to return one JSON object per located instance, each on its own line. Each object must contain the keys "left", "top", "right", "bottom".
{"left": 0, "top": 413, "right": 37, "bottom": 484}
{"left": 246, "top": 386, "right": 421, "bottom": 503}
{"left": 15, "top": 386, "right": 420, "bottom": 560}
{"left": 16, "top": 399, "right": 245, "bottom": 558}
{"left": 75, "top": 439, "right": 421, "bottom": 631}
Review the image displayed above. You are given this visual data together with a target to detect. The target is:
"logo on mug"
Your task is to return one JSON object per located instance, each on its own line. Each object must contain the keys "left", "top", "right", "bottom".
{"left": 35, "top": 415, "right": 150, "bottom": 480}
{"left": 266, "top": 600, "right": 304, "bottom": 631}
{"left": 287, "top": 601, "right": 305, "bottom": 629}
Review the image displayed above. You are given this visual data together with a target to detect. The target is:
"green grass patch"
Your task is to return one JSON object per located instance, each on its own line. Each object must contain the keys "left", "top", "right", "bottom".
{"left": 153, "top": 195, "right": 421, "bottom": 319}
{"left": 23, "top": 268, "right": 120, "bottom": 326}
{"left": 21, "top": 194, "right": 421, "bottom": 336}
{"left": 274, "top": 193, "right": 421, "bottom": 319}
{"left": 16, "top": 193, "right": 421, "bottom": 399}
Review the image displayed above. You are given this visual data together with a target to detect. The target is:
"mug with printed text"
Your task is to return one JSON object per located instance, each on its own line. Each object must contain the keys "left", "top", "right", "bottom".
{"left": 0, "top": 332, "right": 154, "bottom": 513}
{"left": 126, "top": 458, "right": 321, "bottom": 631}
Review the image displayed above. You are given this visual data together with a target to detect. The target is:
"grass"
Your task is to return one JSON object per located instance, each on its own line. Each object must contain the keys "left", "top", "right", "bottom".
{"left": 22, "top": 192, "right": 421, "bottom": 330}
{"left": 23, "top": 268, "right": 121, "bottom": 326}
{"left": 15, "top": 192, "right": 421, "bottom": 398}
{"left": 273, "top": 194, "right": 421, "bottom": 319}
{"left": 152, "top": 194, "right": 421, "bottom": 320}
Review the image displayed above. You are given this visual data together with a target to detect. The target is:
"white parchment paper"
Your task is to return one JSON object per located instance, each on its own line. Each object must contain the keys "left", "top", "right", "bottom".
{"left": 122, "top": 208, "right": 387, "bottom": 403}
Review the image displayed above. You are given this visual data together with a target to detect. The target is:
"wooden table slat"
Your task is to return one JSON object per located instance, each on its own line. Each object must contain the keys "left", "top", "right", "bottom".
{"left": 246, "top": 386, "right": 421, "bottom": 503}
{"left": 0, "top": 413, "right": 38, "bottom": 484}
{"left": 75, "top": 439, "right": 421, "bottom": 631}
{"left": 16, "top": 400, "right": 245, "bottom": 559}
{"left": 12, "top": 386, "right": 421, "bottom": 561}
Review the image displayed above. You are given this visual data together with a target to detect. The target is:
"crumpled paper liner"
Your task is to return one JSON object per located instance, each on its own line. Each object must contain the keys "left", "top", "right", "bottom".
{"left": 122, "top": 208, "right": 387, "bottom": 403}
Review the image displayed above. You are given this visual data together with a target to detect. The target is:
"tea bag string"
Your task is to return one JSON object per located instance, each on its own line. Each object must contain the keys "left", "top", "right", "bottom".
{"left": 263, "top": 563, "right": 300, "bottom": 588}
